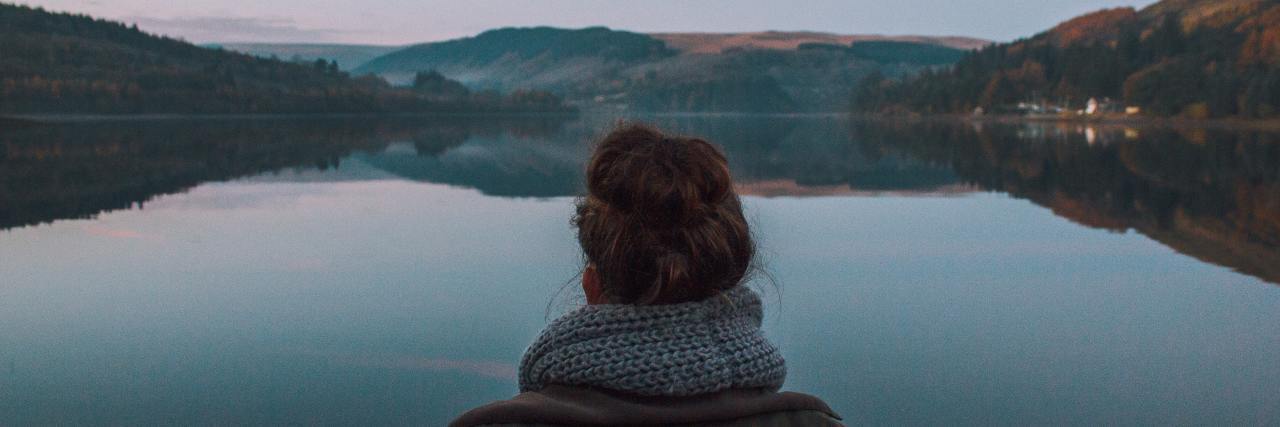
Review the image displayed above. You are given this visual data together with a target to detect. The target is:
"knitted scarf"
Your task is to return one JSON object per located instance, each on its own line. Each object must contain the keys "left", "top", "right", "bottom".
{"left": 518, "top": 286, "right": 787, "bottom": 396}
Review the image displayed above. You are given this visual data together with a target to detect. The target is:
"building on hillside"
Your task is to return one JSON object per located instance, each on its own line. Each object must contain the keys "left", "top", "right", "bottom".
{"left": 1085, "top": 98, "right": 1100, "bottom": 115}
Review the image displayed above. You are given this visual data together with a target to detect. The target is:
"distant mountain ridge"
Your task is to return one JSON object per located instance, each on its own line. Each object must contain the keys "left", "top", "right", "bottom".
{"left": 347, "top": 27, "right": 984, "bottom": 112}
{"left": 208, "top": 43, "right": 402, "bottom": 71}
{"left": 355, "top": 26, "right": 675, "bottom": 91}
{"left": 650, "top": 31, "right": 988, "bottom": 54}
{"left": 219, "top": 31, "right": 987, "bottom": 74}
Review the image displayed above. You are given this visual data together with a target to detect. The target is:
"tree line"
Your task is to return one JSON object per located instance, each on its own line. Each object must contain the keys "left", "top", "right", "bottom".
{"left": 0, "top": 4, "right": 574, "bottom": 115}
{"left": 852, "top": 9, "right": 1280, "bottom": 119}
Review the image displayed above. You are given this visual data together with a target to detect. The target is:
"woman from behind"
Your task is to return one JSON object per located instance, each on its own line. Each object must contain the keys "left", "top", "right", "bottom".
{"left": 451, "top": 123, "right": 841, "bottom": 427}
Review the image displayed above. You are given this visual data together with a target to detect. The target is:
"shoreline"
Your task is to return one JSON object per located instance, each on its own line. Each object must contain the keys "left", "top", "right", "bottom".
{"left": 0, "top": 111, "right": 580, "bottom": 124}
{"left": 850, "top": 113, "right": 1280, "bottom": 131}
{"left": 1, "top": 110, "right": 854, "bottom": 123}
{"left": 8, "top": 111, "right": 1280, "bottom": 131}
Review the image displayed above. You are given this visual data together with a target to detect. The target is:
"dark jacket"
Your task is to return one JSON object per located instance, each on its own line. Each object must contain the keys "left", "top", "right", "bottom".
{"left": 449, "top": 385, "right": 843, "bottom": 427}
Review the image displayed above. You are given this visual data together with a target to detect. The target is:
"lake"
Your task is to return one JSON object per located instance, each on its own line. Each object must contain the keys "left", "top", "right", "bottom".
{"left": 1, "top": 115, "right": 1278, "bottom": 425}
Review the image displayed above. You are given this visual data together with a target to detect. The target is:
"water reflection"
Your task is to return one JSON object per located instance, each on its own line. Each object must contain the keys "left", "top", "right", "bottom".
{"left": 2, "top": 116, "right": 1278, "bottom": 285}
{"left": 848, "top": 119, "right": 1280, "bottom": 285}
{"left": 0, "top": 116, "right": 959, "bottom": 228}
{"left": 2, "top": 115, "right": 1279, "bottom": 424}
{"left": 0, "top": 116, "right": 572, "bottom": 229}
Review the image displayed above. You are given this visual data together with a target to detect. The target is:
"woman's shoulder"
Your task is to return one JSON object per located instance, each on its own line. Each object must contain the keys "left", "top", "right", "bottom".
{"left": 449, "top": 385, "right": 843, "bottom": 427}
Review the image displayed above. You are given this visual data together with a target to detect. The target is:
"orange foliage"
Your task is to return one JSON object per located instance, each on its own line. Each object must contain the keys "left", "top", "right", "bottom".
{"left": 1237, "top": 5, "right": 1280, "bottom": 66}
{"left": 1046, "top": 192, "right": 1129, "bottom": 231}
{"left": 1233, "top": 181, "right": 1280, "bottom": 246}
{"left": 1235, "top": 3, "right": 1280, "bottom": 31}
{"left": 1047, "top": 7, "right": 1138, "bottom": 46}
{"left": 1007, "top": 60, "right": 1047, "bottom": 86}
{"left": 1145, "top": 0, "right": 1262, "bottom": 30}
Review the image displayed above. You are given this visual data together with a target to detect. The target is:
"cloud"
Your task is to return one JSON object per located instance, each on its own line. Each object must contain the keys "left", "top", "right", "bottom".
{"left": 121, "top": 15, "right": 348, "bottom": 43}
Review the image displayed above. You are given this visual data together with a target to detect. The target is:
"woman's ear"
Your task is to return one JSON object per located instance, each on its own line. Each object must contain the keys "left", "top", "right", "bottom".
{"left": 582, "top": 264, "right": 606, "bottom": 305}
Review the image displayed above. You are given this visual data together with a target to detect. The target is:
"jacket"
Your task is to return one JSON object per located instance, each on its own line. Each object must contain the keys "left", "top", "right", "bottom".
{"left": 450, "top": 385, "right": 843, "bottom": 427}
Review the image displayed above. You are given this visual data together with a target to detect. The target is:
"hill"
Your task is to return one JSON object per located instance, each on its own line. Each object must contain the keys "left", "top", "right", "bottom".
{"left": 649, "top": 31, "right": 988, "bottom": 54}
{"left": 353, "top": 27, "right": 981, "bottom": 113}
{"left": 852, "top": 0, "right": 1280, "bottom": 118}
{"left": 846, "top": 41, "right": 971, "bottom": 66}
{"left": 209, "top": 43, "right": 402, "bottom": 70}
{"left": 0, "top": 3, "right": 573, "bottom": 115}
{"left": 356, "top": 26, "right": 674, "bottom": 91}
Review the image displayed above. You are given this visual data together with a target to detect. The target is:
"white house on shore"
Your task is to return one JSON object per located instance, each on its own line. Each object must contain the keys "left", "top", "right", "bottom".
{"left": 1085, "top": 98, "right": 1100, "bottom": 115}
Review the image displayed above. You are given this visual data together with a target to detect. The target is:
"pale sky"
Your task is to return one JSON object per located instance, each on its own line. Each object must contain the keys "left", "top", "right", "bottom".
{"left": 17, "top": 0, "right": 1160, "bottom": 45}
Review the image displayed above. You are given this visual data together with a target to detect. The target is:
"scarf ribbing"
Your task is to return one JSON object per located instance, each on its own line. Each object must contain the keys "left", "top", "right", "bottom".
{"left": 518, "top": 286, "right": 786, "bottom": 396}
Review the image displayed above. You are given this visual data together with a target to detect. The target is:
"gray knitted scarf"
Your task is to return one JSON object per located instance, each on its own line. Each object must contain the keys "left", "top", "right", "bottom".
{"left": 518, "top": 286, "right": 787, "bottom": 396}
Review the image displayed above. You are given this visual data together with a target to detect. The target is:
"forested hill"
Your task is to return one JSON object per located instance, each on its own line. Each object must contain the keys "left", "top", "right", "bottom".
{"left": 353, "top": 27, "right": 978, "bottom": 113}
{"left": 0, "top": 3, "right": 572, "bottom": 115}
{"left": 357, "top": 27, "right": 675, "bottom": 81}
{"left": 852, "top": 0, "right": 1280, "bottom": 119}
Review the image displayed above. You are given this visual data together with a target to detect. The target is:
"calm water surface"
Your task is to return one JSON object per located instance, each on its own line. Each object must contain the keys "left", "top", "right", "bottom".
{"left": 1, "top": 115, "right": 1278, "bottom": 425}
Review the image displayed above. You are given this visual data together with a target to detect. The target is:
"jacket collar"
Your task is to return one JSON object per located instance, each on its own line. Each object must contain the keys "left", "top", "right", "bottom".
{"left": 450, "top": 385, "right": 841, "bottom": 426}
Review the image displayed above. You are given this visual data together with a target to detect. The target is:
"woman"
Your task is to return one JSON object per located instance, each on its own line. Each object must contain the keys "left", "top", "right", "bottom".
{"left": 451, "top": 124, "right": 841, "bottom": 426}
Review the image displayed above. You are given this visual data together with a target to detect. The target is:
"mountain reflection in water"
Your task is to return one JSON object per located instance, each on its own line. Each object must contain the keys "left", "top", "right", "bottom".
{"left": 1, "top": 115, "right": 1277, "bottom": 285}
{"left": 848, "top": 119, "right": 1280, "bottom": 286}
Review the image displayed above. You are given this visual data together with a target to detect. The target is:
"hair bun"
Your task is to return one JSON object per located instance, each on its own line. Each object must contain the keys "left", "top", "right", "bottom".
{"left": 586, "top": 125, "right": 732, "bottom": 227}
{"left": 574, "top": 123, "right": 754, "bottom": 305}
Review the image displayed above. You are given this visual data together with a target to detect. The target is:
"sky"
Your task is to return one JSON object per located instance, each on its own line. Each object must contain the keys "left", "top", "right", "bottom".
{"left": 17, "top": 0, "right": 1160, "bottom": 45}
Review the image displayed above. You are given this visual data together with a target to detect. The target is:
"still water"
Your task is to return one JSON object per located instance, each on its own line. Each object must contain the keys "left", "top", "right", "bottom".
{"left": 1, "top": 115, "right": 1278, "bottom": 425}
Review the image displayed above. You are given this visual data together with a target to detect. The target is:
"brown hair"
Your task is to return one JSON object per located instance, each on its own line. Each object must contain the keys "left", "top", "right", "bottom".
{"left": 572, "top": 123, "right": 755, "bottom": 305}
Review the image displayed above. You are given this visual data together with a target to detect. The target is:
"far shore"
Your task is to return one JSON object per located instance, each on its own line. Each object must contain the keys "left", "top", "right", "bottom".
{"left": 0, "top": 116, "right": 41, "bottom": 128}
{"left": 7, "top": 111, "right": 1280, "bottom": 132}
{"left": 0, "top": 110, "right": 852, "bottom": 123}
{"left": 0, "top": 111, "right": 581, "bottom": 124}
{"left": 851, "top": 113, "right": 1280, "bottom": 132}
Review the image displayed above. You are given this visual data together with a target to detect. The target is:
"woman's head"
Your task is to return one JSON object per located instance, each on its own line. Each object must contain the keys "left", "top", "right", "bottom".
{"left": 572, "top": 123, "right": 754, "bottom": 305}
